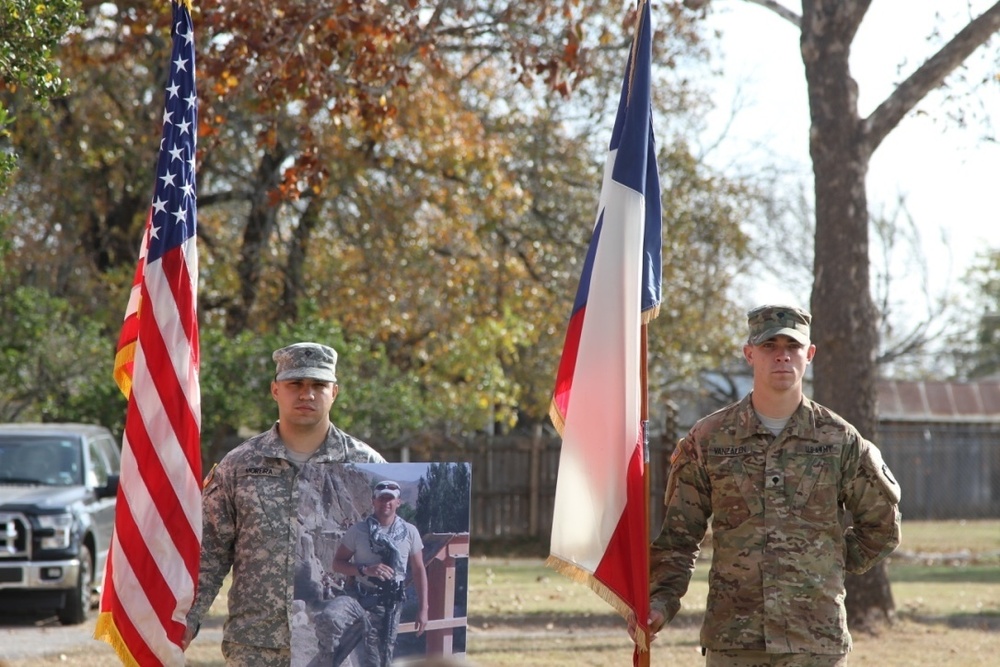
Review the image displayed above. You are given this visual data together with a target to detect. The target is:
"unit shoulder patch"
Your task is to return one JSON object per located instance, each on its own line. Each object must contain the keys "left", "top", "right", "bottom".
{"left": 861, "top": 444, "right": 901, "bottom": 504}
{"left": 202, "top": 463, "right": 218, "bottom": 490}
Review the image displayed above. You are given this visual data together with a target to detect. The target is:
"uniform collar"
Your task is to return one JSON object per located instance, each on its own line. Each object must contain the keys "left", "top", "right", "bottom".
{"left": 259, "top": 422, "right": 340, "bottom": 461}
{"left": 734, "top": 394, "right": 819, "bottom": 441}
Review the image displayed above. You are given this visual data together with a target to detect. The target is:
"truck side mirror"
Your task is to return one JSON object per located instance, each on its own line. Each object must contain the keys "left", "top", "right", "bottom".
{"left": 98, "top": 473, "right": 120, "bottom": 499}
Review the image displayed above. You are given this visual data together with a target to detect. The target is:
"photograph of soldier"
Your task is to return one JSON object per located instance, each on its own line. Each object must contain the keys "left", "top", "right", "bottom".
{"left": 316, "top": 480, "right": 427, "bottom": 667}
{"left": 294, "top": 462, "right": 471, "bottom": 667}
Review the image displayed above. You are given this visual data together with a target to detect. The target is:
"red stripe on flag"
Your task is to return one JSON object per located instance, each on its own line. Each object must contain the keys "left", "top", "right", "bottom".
{"left": 550, "top": 306, "right": 585, "bottom": 429}
{"left": 122, "top": 398, "right": 200, "bottom": 578}
{"left": 155, "top": 246, "right": 200, "bottom": 364}
{"left": 114, "top": 490, "right": 183, "bottom": 635}
{"left": 593, "top": 433, "right": 649, "bottom": 628}
{"left": 101, "top": 557, "right": 160, "bottom": 667}
{"left": 140, "top": 262, "right": 203, "bottom": 480}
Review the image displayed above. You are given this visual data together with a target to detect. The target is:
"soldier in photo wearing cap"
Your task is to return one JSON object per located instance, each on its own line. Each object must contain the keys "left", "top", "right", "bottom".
{"left": 646, "top": 305, "right": 901, "bottom": 667}
{"left": 313, "top": 479, "right": 428, "bottom": 667}
{"left": 183, "top": 342, "right": 385, "bottom": 666}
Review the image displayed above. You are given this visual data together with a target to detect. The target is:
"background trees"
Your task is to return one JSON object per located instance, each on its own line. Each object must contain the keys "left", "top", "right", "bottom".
{"left": 952, "top": 250, "right": 1000, "bottom": 379}
{"left": 3, "top": 0, "right": 998, "bottom": 640}
{"left": 4, "top": 0, "right": 994, "bottom": 459}
{"left": 413, "top": 462, "right": 472, "bottom": 535}
{"left": 0, "top": 0, "right": 83, "bottom": 189}
{"left": 2, "top": 1, "right": 994, "bottom": 468}
{"left": 0, "top": 1, "right": 752, "bottom": 450}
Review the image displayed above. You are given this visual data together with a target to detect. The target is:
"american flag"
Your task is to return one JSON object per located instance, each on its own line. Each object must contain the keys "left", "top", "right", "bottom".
{"left": 94, "top": 1, "right": 202, "bottom": 665}
{"left": 545, "top": 0, "right": 660, "bottom": 661}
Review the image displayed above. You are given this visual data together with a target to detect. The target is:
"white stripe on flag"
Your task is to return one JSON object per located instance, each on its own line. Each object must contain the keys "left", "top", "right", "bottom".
{"left": 549, "top": 159, "right": 645, "bottom": 571}
{"left": 109, "top": 533, "right": 186, "bottom": 666}
{"left": 116, "top": 429, "right": 196, "bottom": 619}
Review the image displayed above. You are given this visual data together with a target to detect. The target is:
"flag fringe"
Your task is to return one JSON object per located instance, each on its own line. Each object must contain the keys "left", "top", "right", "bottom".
{"left": 94, "top": 612, "right": 141, "bottom": 667}
{"left": 547, "top": 401, "right": 565, "bottom": 436}
{"left": 113, "top": 342, "right": 136, "bottom": 398}
{"left": 641, "top": 303, "right": 660, "bottom": 324}
{"left": 544, "top": 554, "right": 649, "bottom": 653}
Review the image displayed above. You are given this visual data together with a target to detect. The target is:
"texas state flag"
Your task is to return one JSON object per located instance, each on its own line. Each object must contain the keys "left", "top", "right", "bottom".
{"left": 546, "top": 0, "right": 661, "bottom": 657}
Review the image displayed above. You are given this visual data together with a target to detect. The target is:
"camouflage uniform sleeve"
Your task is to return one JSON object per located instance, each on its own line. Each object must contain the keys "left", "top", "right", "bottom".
{"left": 842, "top": 437, "right": 902, "bottom": 574}
{"left": 649, "top": 434, "right": 711, "bottom": 624}
{"left": 338, "top": 428, "right": 386, "bottom": 463}
{"left": 186, "top": 461, "right": 237, "bottom": 630}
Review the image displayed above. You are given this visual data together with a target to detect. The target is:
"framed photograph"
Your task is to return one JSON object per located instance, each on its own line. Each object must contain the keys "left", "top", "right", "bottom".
{"left": 290, "top": 462, "right": 471, "bottom": 666}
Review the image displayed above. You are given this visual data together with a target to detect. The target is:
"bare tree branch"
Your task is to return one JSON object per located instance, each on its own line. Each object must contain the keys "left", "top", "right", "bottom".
{"left": 865, "top": 2, "right": 1000, "bottom": 151}
{"left": 742, "top": 0, "right": 802, "bottom": 27}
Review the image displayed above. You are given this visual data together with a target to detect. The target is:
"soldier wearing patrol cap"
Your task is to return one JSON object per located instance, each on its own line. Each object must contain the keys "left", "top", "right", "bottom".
{"left": 646, "top": 305, "right": 901, "bottom": 667}
{"left": 183, "top": 342, "right": 385, "bottom": 666}
{"left": 312, "top": 479, "right": 428, "bottom": 667}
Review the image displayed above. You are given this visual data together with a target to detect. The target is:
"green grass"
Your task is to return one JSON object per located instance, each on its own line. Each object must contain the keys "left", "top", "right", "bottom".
{"left": 7, "top": 520, "right": 999, "bottom": 667}
{"left": 889, "top": 519, "right": 1000, "bottom": 621}
{"left": 890, "top": 562, "right": 1000, "bottom": 584}
{"left": 897, "top": 519, "right": 1000, "bottom": 558}
{"left": 464, "top": 519, "right": 1000, "bottom": 666}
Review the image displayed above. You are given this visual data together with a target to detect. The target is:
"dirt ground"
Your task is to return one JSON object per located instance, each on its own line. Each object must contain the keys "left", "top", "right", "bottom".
{"left": 4, "top": 606, "right": 1000, "bottom": 667}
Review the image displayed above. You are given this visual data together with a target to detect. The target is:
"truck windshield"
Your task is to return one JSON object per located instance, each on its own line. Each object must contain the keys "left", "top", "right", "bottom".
{"left": 0, "top": 436, "right": 84, "bottom": 486}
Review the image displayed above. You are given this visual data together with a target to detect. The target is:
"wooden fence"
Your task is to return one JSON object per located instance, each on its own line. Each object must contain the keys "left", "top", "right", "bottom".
{"left": 393, "top": 417, "right": 1000, "bottom": 541}
{"left": 396, "top": 431, "right": 676, "bottom": 542}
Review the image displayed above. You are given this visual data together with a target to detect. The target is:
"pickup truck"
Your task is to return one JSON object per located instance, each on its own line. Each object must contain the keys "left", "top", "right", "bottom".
{"left": 0, "top": 423, "right": 121, "bottom": 625}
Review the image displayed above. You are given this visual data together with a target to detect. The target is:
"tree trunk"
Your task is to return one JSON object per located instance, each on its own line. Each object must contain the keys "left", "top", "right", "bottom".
{"left": 226, "top": 144, "right": 288, "bottom": 336}
{"left": 800, "top": 0, "right": 893, "bottom": 630}
{"left": 845, "top": 561, "right": 895, "bottom": 628}
{"left": 279, "top": 194, "right": 323, "bottom": 319}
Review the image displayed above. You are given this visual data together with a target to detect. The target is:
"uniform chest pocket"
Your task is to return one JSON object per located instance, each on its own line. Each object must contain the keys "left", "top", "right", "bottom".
{"left": 237, "top": 473, "right": 291, "bottom": 537}
{"left": 709, "top": 457, "right": 763, "bottom": 529}
{"left": 790, "top": 457, "right": 838, "bottom": 524}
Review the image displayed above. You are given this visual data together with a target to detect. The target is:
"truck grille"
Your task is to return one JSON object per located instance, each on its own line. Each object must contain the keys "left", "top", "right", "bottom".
{"left": 0, "top": 512, "right": 29, "bottom": 559}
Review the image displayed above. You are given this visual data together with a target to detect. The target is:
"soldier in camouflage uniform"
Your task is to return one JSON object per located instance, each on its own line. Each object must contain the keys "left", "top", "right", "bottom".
{"left": 648, "top": 305, "right": 901, "bottom": 667}
{"left": 312, "top": 480, "right": 428, "bottom": 667}
{"left": 182, "top": 342, "right": 385, "bottom": 666}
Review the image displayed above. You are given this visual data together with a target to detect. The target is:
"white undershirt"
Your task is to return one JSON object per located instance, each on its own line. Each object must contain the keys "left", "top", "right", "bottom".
{"left": 284, "top": 447, "right": 312, "bottom": 465}
{"left": 755, "top": 411, "right": 790, "bottom": 437}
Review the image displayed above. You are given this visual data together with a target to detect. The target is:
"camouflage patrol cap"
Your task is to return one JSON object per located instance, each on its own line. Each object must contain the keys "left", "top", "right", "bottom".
{"left": 272, "top": 342, "right": 338, "bottom": 382}
{"left": 747, "top": 304, "right": 811, "bottom": 345}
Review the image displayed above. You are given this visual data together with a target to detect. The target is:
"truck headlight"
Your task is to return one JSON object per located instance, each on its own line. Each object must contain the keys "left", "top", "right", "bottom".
{"left": 37, "top": 513, "right": 74, "bottom": 549}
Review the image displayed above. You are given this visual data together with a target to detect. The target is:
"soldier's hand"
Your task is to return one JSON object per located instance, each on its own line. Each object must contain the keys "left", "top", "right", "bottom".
{"left": 181, "top": 623, "right": 197, "bottom": 651}
{"left": 648, "top": 609, "right": 666, "bottom": 640}
{"left": 361, "top": 563, "right": 392, "bottom": 580}
{"left": 414, "top": 607, "right": 429, "bottom": 636}
{"left": 628, "top": 609, "right": 666, "bottom": 645}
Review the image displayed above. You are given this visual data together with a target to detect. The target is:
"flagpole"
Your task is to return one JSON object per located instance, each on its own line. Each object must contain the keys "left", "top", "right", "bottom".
{"left": 632, "top": 6, "right": 653, "bottom": 667}
{"left": 639, "top": 321, "right": 651, "bottom": 667}
{"left": 636, "top": 2, "right": 654, "bottom": 664}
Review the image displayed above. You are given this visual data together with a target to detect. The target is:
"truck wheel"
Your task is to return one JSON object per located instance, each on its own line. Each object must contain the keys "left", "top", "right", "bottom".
{"left": 58, "top": 543, "right": 93, "bottom": 625}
